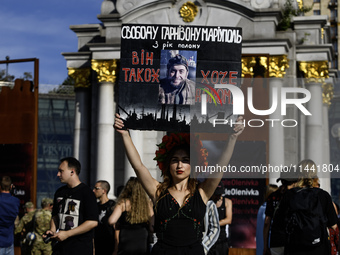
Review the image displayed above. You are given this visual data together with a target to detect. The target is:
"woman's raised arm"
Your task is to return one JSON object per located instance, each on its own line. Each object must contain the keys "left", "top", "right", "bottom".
{"left": 114, "top": 113, "right": 159, "bottom": 202}
{"left": 199, "top": 116, "right": 244, "bottom": 203}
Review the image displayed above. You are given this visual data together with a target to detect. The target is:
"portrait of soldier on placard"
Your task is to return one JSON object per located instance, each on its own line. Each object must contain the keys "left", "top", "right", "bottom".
{"left": 158, "top": 50, "right": 197, "bottom": 105}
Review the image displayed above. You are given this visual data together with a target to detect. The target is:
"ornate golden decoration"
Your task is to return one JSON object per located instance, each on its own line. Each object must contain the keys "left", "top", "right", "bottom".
{"left": 297, "top": 0, "right": 303, "bottom": 10}
{"left": 179, "top": 2, "right": 198, "bottom": 23}
{"left": 91, "top": 59, "right": 119, "bottom": 83}
{"left": 241, "top": 56, "right": 268, "bottom": 78}
{"left": 299, "top": 61, "right": 329, "bottom": 83}
{"left": 268, "top": 55, "right": 289, "bottom": 78}
{"left": 68, "top": 68, "right": 91, "bottom": 88}
{"left": 322, "top": 82, "right": 334, "bottom": 106}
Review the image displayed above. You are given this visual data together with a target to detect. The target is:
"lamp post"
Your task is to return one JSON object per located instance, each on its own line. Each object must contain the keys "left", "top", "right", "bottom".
{"left": 5, "top": 56, "right": 9, "bottom": 81}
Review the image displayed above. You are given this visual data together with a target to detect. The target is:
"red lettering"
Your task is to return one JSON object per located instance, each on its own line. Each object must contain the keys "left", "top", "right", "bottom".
{"left": 144, "top": 68, "right": 151, "bottom": 82}
{"left": 201, "top": 70, "right": 210, "bottom": 83}
{"left": 137, "top": 68, "right": 144, "bottom": 82}
{"left": 195, "top": 89, "right": 202, "bottom": 103}
{"left": 122, "top": 68, "right": 130, "bottom": 82}
{"left": 146, "top": 52, "right": 154, "bottom": 65}
{"left": 219, "top": 71, "right": 228, "bottom": 84}
{"left": 128, "top": 68, "right": 136, "bottom": 82}
{"left": 141, "top": 50, "right": 144, "bottom": 65}
{"left": 132, "top": 51, "right": 139, "bottom": 65}
{"left": 211, "top": 71, "right": 219, "bottom": 84}
{"left": 151, "top": 69, "right": 160, "bottom": 83}
{"left": 229, "top": 71, "right": 238, "bottom": 85}
{"left": 222, "top": 89, "right": 232, "bottom": 104}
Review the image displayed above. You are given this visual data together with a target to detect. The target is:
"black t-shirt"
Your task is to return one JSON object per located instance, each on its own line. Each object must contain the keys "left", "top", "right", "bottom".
{"left": 94, "top": 200, "right": 115, "bottom": 255}
{"left": 280, "top": 187, "right": 338, "bottom": 255}
{"left": 52, "top": 183, "right": 98, "bottom": 255}
{"left": 265, "top": 188, "right": 286, "bottom": 248}
{"left": 265, "top": 188, "right": 283, "bottom": 218}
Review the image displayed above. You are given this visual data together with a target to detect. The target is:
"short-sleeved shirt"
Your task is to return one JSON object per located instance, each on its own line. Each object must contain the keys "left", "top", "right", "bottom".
{"left": 94, "top": 200, "right": 115, "bottom": 255}
{"left": 280, "top": 187, "right": 338, "bottom": 255}
{"left": 265, "top": 188, "right": 286, "bottom": 248}
{"left": 52, "top": 183, "right": 98, "bottom": 255}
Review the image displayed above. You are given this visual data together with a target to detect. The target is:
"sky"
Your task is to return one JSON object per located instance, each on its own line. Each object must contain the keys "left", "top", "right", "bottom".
{"left": 0, "top": 0, "right": 102, "bottom": 92}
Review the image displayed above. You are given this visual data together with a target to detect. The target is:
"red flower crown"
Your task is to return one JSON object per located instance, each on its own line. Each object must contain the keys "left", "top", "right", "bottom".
{"left": 153, "top": 133, "right": 208, "bottom": 173}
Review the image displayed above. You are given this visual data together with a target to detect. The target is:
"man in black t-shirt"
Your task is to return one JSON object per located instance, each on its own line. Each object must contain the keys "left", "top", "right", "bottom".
{"left": 45, "top": 157, "right": 98, "bottom": 255}
{"left": 263, "top": 170, "right": 298, "bottom": 255}
{"left": 93, "top": 180, "right": 115, "bottom": 255}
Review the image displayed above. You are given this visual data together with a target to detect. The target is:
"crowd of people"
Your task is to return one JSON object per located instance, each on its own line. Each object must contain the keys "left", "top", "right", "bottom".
{"left": 261, "top": 159, "right": 339, "bottom": 255}
{"left": 1, "top": 113, "right": 339, "bottom": 255}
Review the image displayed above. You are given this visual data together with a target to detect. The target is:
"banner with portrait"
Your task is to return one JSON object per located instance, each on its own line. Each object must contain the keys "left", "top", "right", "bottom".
{"left": 118, "top": 24, "right": 242, "bottom": 132}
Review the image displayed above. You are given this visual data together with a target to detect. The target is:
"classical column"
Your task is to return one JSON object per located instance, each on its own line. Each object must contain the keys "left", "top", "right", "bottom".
{"left": 91, "top": 59, "right": 118, "bottom": 199}
{"left": 321, "top": 83, "right": 333, "bottom": 192}
{"left": 68, "top": 67, "right": 91, "bottom": 183}
{"left": 123, "top": 130, "right": 142, "bottom": 183}
{"left": 299, "top": 61, "right": 329, "bottom": 190}
{"left": 268, "top": 55, "right": 289, "bottom": 185}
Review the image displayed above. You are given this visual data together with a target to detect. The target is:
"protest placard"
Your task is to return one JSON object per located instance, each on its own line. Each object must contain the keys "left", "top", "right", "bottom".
{"left": 118, "top": 24, "right": 242, "bottom": 132}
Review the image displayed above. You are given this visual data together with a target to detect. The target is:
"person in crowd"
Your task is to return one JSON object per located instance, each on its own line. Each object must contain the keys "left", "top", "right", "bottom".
{"left": 114, "top": 113, "right": 244, "bottom": 254}
{"left": 256, "top": 184, "right": 278, "bottom": 255}
{"left": 16, "top": 198, "right": 54, "bottom": 255}
{"left": 263, "top": 167, "right": 299, "bottom": 255}
{"left": 15, "top": 201, "right": 37, "bottom": 254}
{"left": 32, "top": 198, "right": 53, "bottom": 255}
{"left": 24, "top": 202, "right": 36, "bottom": 215}
{"left": 158, "top": 54, "right": 195, "bottom": 105}
{"left": 329, "top": 202, "right": 339, "bottom": 255}
{"left": 0, "top": 176, "right": 20, "bottom": 255}
{"left": 44, "top": 157, "right": 98, "bottom": 255}
{"left": 281, "top": 159, "right": 338, "bottom": 255}
{"left": 202, "top": 196, "right": 220, "bottom": 254}
{"left": 93, "top": 180, "right": 116, "bottom": 255}
{"left": 208, "top": 181, "right": 232, "bottom": 255}
{"left": 108, "top": 177, "right": 153, "bottom": 255}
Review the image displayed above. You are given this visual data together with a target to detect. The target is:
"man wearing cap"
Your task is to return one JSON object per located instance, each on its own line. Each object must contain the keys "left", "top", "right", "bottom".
{"left": 263, "top": 169, "right": 298, "bottom": 255}
{"left": 15, "top": 202, "right": 36, "bottom": 255}
{"left": 31, "top": 198, "right": 54, "bottom": 255}
{"left": 0, "top": 176, "right": 20, "bottom": 255}
{"left": 25, "top": 202, "right": 35, "bottom": 214}
{"left": 158, "top": 54, "right": 195, "bottom": 105}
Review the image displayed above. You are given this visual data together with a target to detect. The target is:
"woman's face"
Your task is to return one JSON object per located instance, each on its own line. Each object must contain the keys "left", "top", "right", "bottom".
{"left": 169, "top": 149, "right": 191, "bottom": 180}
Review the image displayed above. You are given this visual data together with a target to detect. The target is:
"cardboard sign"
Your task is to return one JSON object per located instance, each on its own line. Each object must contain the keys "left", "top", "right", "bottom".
{"left": 118, "top": 24, "right": 242, "bottom": 132}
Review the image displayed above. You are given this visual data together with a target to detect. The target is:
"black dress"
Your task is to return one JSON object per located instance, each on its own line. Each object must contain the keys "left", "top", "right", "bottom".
{"left": 151, "top": 188, "right": 206, "bottom": 255}
{"left": 117, "top": 211, "right": 149, "bottom": 255}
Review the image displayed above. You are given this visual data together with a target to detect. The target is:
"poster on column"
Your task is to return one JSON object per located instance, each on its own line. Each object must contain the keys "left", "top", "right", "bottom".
{"left": 117, "top": 24, "right": 242, "bottom": 132}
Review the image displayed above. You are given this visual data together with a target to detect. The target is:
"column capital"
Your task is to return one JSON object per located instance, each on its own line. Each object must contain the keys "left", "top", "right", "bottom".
{"left": 241, "top": 55, "right": 289, "bottom": 78}
{"left": 68, "top": 67, "right": 91, "bottom": 88}
{"left": 241, "top": 56, "right": 268, "bottom": 78}
{"left": 91, "top": 59, "right": 119, "bottom": 83}
{"left": 268, "top": 55, "right": 289, "bottom": 78}
{"left": 322, "top": 82, "right": 334, "bottom": 107}
{"left": 299, "top": 61, "right": 329, "bottom": 84}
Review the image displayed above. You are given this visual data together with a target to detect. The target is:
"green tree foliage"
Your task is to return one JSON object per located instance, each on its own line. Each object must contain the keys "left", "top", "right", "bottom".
{"left": 0, "top": 69, "right": 15, "bottom": 81}
{"left": 278, "top": 0, "right": 313, "bottom": 31}
{"left": 48, "top": 76, "right": 75, "bottom": 95}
